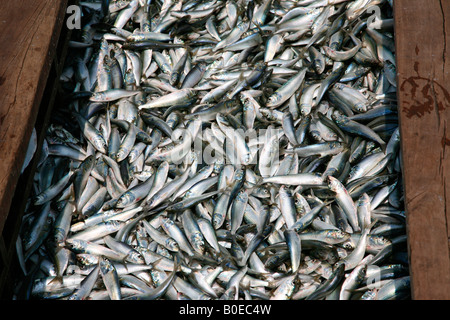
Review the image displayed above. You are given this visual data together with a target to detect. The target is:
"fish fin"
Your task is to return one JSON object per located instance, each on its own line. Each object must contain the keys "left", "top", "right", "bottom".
{"left": 381, "top": 139, "right": 388, "bottom": 153}
{"left": 252, "top": 21, "right": 268, "bottom": 38}
{"left": 48, "top": 276, "right": 64, "bottom": 286}
{"left": 341, "top": 27, "right": 361, "bottom": 45}
{"left": 91, "top": 22, "right": 115, "bottom": 32}
{"left": 121, "top": 257, "right": 130, "bottom": 266}
{"left": 149, "top": 258, "right": 167, "bottom": 273}
{"left": 366, "top": 219, "right": 378, "bottom": 232}
{"left": 182, "top": 40, "right": 192, "bottom": 51}
{"left": 312, "top": 274, "right": 323, "bottom": 283}
{"left": 192, "top": 251, "right": 220, "bottom": 267}
{"left": 219, "top": 255, "right": 240, "bottom": 271}
{"left": 281, "top": 148, "right": 295, "bottom": 156}
{"left": 74, "top": 210, "right": 86, "bottom": 224}
{"left": 170, "top": 254, "right": 181, "bottom": 273}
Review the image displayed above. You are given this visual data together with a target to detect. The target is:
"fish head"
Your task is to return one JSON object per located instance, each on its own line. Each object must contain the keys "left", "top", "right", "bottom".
{"left": 369, "top": 235, "right": 392, "bottom": 248}
{"left": 253, "top": 187, "right": 270, "bottom": 198}
{"left": 300, "top": 104, "right": 312, "bottom": 116}
{"left": 76, "top": 253, "right": 98, "bottom": 266}
{"left": 93, "top": 136, "right": 107, "bottom": 153}
{"left": 341, "top": 239, "right": 355, "bottom": 250}
{"left": 115, "top": 147, "right": 128, "bottom": 162}
{"left": 191, "top": 234, "right": 205, "bottom": 255}
{"left": 355, "top": 102, "right": 368, "bottom": 113}
{"left": 212, "top": 213, "right": 224, "bottom": 229}
{"left": 166, "top": 238, "right": 180, "bottom": 252}
{"left": 99, "top": 257, "right": 115, "bottom": 273}
{"left": 326, "top": 175, "right": 342, "bottom": 192}
{"left": 328, "top": 229, "right": 351, "bottom": 241}
{"left": 267, "top": 92, "right": 282, "bottom": 107}
{"left": 65, "top": 239, "right": 86, "bottom": 252}
{"left": 34, "top": 193, "right": 47, "bottom": 205}
{"left": 279, "top": 185, "right": 292, "bottom": 198}
{"left": 170, "top": 71, "right": 180, "bottom": 85}
{"left": 356, "top": 193, "right": 371, "bottom": 206}
{"left": 116, "top": 192, "right": 135, "bottom": 208}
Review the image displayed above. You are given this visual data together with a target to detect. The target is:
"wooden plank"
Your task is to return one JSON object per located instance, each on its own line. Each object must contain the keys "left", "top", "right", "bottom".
{"left": 0, "top": 0, "right": 76, "bottom": 295}
{"left": 395, "top": 0, "right": 450, "bottom": 299}
{"left": 0, "top": 0, "right": 68, "bottom": 235}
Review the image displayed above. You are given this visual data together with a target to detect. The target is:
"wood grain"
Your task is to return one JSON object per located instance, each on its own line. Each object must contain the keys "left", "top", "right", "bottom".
{"left": 395, "top": 0, "right": 450, "bottom": 299}
{"left": 0, "top": 1, "right": 68, "bottom": 235}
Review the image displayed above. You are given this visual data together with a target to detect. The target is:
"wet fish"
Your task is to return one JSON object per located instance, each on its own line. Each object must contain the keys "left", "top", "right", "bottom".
{"left": 15, "top": 0, "right": 408, "bottom": 301}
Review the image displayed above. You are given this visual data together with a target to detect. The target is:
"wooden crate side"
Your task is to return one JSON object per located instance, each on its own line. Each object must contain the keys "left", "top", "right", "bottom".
{"left": 0, "top": 0, "right": 68, "bottom": 235}
{"left": 395, "top": 0, "right": 450, "bottom": 299}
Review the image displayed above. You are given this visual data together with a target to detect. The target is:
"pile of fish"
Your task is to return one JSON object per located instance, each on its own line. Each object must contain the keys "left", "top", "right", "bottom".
{"left": 13, "top": 0, "right": 411, "bottom": 300}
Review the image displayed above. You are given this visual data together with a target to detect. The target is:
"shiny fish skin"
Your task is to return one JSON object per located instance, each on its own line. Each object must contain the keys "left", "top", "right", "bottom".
{"left": 14, "top": 0, "right": 409, "bottom": 301}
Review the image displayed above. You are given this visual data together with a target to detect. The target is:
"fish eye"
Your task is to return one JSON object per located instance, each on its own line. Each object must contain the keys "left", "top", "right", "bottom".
{"left": 357, "top": 105, "right": 367, "bottom": 112}
{"left": 301, "top": 108, "right": 310, "bottom": 116}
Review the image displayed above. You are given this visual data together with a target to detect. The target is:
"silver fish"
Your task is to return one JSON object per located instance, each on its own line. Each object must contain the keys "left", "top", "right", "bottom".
{"left": 15, "top": 0, "right": 408, "bottom": 301}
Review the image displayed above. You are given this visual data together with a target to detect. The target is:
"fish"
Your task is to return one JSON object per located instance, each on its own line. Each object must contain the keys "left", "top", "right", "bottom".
{"left": 15, "top": 0, "right": 408, "bottom": 301}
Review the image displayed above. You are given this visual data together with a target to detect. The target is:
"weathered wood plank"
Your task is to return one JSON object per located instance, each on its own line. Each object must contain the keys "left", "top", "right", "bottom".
{"left": 395, "top": 0, "right": 450, "bottom": 300}
{"left": 0, "top": 1, "right": 68, "bottom": 235}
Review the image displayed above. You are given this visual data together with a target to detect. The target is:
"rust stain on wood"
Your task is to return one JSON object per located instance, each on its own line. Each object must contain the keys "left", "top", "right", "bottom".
{"left": 400, "top": 50, "right": 450, "bottom": 119}
{"left": 442, "top": 136, "right": 450, "bottom": 148}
